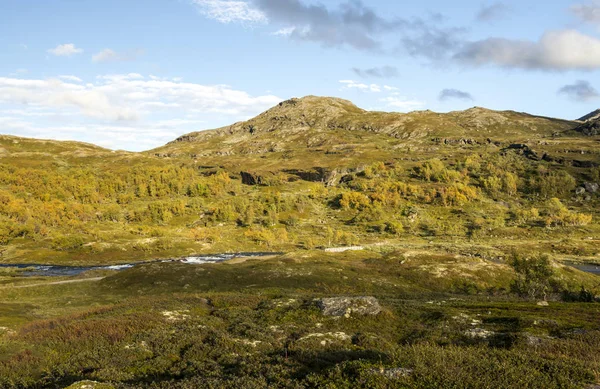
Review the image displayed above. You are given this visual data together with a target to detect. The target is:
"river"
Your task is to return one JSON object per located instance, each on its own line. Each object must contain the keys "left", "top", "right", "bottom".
{"left": 0, "top": 252, "right": 281, "bottom": 277}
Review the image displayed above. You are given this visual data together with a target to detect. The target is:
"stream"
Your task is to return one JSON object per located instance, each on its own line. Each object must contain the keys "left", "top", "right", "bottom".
{"left": 1, "top": 253, "right": 598, "bottom": 278}
{"left": 0, "top": 252, "right": 281, "bottom": 277}
{"left": 566, "top": 263, "right": 600, "bottom": 275}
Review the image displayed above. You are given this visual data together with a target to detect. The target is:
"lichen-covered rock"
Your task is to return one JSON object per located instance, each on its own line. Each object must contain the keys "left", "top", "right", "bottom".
{"left": 585, "top": 182, "right": 599, "bottom": 193}
{"left": 65, "top": 381, "right": 115, "bottom": 389}
{"left": 316, "top": 296, "right": 381, "bottom": 317}
{"left": 369, "top": 367, "right": 414, "bottom": 379}
{"left": 464, "top": 328, "right": 495, "bottom": 339}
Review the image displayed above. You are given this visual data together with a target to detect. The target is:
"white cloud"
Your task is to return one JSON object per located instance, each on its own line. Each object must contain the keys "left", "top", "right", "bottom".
{"left": 455, "top": 30, "right": 600, "bottom": 71}
{"left": 571, "top": 1, "right": 600, "bottom": 25}
{"left": 0, "top": 74, "right": 282, "bottom": 150}
{"left": 47, "top": 43, "right": 83, "bottom": 57}
{"left": 58, "top": 75, "right": 83, "bottom": 83}
{"left": 92, "top": 48, "right": 144, "bottom": 63}
{"left": 191, "top": 0, "right": 267, "bottom": 24}
{"left": 92, "top": 49, "right": 118, "bottom": 63}
{"left": 380, "top": 96, "right": 425, "bottom": 111}
{"left": 272, "top": 27, "right": 296, "bottom": 36}
{"left": 339, "top": 80, "right": 382, "bottom": 92}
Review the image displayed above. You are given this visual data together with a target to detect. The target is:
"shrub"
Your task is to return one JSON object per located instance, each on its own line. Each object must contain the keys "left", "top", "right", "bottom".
{"left": 339, "top": 192, "right": 371, "bottom": 210}
{"left": 544, "top": 198, "right": 592, "bottom": 227}
{"left": 52, "top": 234, "right": 85, "bottom": 251}
{"left": 510, "top": 253, "right": 554, "bottom": 300}
{"left": 384, "top": 221, "right": 403, "bottom": 235}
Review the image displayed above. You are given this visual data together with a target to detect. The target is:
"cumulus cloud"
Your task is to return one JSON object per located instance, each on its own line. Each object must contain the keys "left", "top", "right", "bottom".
{"left": 0, "top": 74, "right": 281, "bottom": 150}
{"left": 558, "top": 80, "right": 599, "bottom": 102}
{"left": 191, "top": 0, "right": 267, "bottom": 23}
{"left": 47, "top": 43, "right": 83, "bottom": 57}
{"left": 455, "top": 30, "right": 600, "bottom": 71}
{"left": 339, "top": 80, "right": 383, "bottom": 92}
{"left": 92, "top": 48, "right": 144, "bottom": 63}
{"left": 571, "top": 1, "right": 600, "bottom": 25}
{"left": 476, "top": 2, "right": 511, "bottom": 22}
{"left": 439, "top": 88, "right": 474, "bottom": 101}
{"left": 379, "top": 96, "right": 425, "bottom": 111}
{"left": 352, "top": 66, "right": 399, "bottom": 78}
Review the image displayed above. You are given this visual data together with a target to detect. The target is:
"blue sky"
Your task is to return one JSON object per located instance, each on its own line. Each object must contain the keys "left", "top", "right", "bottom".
{"left": 1, "top": 0, "right": 600, "bottom": 151}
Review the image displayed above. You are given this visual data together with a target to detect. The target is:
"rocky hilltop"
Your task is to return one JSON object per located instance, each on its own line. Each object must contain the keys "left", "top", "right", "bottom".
{"left": 147, "top": 96, "right": 596, "bottom": 179}
{"left": 154, "top": 96, "right": 575, "bottom": 159}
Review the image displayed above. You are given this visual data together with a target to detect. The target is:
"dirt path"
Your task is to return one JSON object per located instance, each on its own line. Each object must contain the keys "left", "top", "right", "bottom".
{"left": 0, "top": 277, "right": 105, "bottom": 289}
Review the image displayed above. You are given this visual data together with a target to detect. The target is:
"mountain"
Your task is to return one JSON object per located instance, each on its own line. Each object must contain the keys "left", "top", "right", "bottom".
{"left": 578, "top": 109, "right": 600, "bottom": 122}
{"left": 150, "top": 95, "right": 587, "bottom": 174}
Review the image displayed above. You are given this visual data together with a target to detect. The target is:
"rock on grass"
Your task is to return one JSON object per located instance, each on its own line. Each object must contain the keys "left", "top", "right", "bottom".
{"left": 316, "top": 296, "right": 381, "bottom": 317}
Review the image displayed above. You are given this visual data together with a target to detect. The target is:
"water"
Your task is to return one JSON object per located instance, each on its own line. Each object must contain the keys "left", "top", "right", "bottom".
{"left": 0, "top": 252, "right": 281, "bottom": 277}
{"left": 567, "top": 263, "right": 600, "bottom": 275}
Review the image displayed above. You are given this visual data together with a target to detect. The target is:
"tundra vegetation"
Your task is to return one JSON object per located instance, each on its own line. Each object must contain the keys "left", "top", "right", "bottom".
{"left": 0, "top": 97, "right": 599, "bottom": 387}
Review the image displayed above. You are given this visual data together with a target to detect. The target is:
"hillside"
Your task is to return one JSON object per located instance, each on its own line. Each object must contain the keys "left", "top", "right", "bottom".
{"left": 150, "top": 96, "right": 582, "bottom": 172}
{"left": 0, "top": 96, "right": 597, "bottom": 266}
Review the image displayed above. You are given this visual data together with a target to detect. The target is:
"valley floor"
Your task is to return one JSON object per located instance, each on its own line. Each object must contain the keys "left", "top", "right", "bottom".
{"left": 0, "top": 250, "right": 599, "bottom": 389}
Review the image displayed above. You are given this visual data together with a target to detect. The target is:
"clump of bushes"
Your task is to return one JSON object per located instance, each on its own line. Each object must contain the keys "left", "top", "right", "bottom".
{"left": 51, "top": 234, "right": 85, "bottom": 251}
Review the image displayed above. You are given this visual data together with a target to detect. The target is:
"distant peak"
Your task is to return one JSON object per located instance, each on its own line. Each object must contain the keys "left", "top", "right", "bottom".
{"left": 578, "top": 109, "right": 600, "bottom": 122}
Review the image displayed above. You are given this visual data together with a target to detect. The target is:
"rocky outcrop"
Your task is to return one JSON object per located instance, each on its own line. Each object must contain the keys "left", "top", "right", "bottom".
{"left": 432, "top": 137, "right": 487, "bottom": 146}
{"left": 574, "top": 119, "right": 600, "bottom": 136}
{"left": 503, "top": 144, "right": 540, "bottom": 161}
{"left": 284, "top": 166, "right": 363, "bottom": 186}
{"left": 240, "top": 171, "right": 281, "bottom": 186}
{"left": 241, "top": 171, "right": 262, "bottom": 185}
{"left": 572, "top": 160, "right": 599, "bottom": 168}
{"left": 316, "top": 296, "right": 381, "bottom": 317}
{"left": 585, "top": 182, "right": 599, "bottom": 193}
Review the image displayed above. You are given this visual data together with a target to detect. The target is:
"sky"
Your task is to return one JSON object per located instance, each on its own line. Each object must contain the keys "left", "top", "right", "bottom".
{"left": 1, "top": 0, "right": 600, "bottom": 151}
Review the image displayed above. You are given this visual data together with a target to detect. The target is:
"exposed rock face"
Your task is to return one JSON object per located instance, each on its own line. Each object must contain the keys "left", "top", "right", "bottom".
{"left": 316, "top": 296, "right": 381, "bottom": 317}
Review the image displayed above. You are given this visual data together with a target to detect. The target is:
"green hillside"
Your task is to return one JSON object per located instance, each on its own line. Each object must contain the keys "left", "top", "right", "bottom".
{"left": 0, "top": 96, "right": 597, "bottom": 266}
